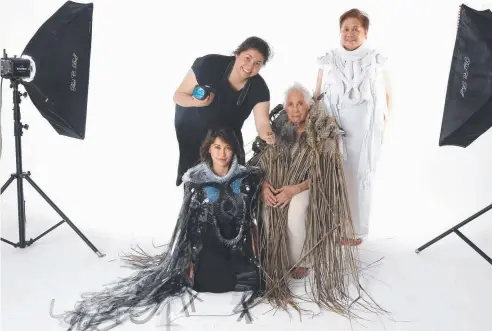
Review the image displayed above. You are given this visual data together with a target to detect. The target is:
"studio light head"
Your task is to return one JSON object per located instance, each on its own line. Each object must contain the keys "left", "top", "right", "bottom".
{"left": 0, "top": 51, "right": 33, "bottom": 80}
{"left": 1, "top": 0, "right": 94, "bottom": 139}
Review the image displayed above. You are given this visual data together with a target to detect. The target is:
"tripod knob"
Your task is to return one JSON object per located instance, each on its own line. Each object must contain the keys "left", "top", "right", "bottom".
{"left": 21, "top": 92, "right": 27, "bottom": 98}
{"left": 22, "top": 124, "right": 29, "bottom": 130}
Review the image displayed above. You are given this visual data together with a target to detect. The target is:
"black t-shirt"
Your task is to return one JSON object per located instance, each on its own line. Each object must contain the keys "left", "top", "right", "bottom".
{"left": 174, "top": 54, "right": 270, "bottom": 185}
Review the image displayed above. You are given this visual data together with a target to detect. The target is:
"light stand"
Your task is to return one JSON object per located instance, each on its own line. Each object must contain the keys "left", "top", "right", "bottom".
{"left": 414, "top": 4, "right": 492, "bottom": 266}
{"left": 415, "top": 204, "right": 492, "bottom": 265}
{"left": 1, "top": 78, "right": 104, "bottom": 257}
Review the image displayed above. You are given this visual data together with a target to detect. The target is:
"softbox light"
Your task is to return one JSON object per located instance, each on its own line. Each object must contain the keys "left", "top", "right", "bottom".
{"left": 440, "top": 4, "right": 492, "bottom": 147}
{"left": 416, "top": 4, "right": 492, "bottom": 266}
{"left": 0, "top": 1, "right": 103, "bottom": 258}
{"left": 21, "top": 1, "right": 93, "bottom": 139}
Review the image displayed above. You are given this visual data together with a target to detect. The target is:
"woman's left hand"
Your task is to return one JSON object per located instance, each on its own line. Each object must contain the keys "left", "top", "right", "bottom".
{"left": 262, "top": 131, "right": 276, "bottom": 145}
{"left": 275, "top": 185, "right": 300, "bottom": 208}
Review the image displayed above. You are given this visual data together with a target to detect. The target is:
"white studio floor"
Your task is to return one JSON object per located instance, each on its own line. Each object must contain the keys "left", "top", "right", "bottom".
{"left": 1, "top": 215, "right": 492, "bottom": 331}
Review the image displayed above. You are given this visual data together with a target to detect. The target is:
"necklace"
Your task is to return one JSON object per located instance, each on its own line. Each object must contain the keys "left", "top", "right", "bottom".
{"left": 221, "top": 59, "right": 251, "bottom": 106}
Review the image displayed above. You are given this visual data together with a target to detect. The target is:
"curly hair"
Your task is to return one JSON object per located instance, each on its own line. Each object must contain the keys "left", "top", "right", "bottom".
{"left": 284, "top": 82, "right": 312, "bottom": 106}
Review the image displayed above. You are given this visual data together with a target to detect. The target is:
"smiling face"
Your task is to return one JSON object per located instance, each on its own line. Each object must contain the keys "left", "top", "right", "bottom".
{"left": 285, "top": 89, "right": 310, "bottom": 126}
{"left": 234, "top": 48, "right": 264, "bottom": 79}
{"left": 340, "top": 17, "right": 367, "bottom": 50}
{"left": 209, "top": 137, "right": 234, "bottom": 169}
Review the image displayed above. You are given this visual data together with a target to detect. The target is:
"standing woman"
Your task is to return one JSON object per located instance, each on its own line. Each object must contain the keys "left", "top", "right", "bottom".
{"left": 173, "top": 36, "right": 275, "bottom": 186}
{"left": 315, "top": 9, "right": 392, "bottom": 244}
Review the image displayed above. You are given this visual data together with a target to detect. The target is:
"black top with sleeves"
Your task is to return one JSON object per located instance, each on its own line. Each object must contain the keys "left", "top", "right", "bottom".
{"left": 174, "top": 54, "right": 270, "bottom": 186}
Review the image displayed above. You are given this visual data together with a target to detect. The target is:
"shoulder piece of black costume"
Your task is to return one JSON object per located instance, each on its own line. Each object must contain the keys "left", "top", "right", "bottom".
{"left": 182, "top": 155, "right": 263, "bottom": 186}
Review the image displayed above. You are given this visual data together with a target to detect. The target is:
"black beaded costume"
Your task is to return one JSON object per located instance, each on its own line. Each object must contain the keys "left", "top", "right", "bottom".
{"left": 50, "top": 157, "right": 265, "bottom": 330}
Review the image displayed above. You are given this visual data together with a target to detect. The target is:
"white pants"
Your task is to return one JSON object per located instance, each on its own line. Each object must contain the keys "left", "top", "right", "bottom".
{"left": 263, "top": 189, "right": 310, "bottom": 268}
{"left": 337, "top": 102, "right": 374, "bottom": 238}
{"left": 286, "top": 189, "right": 310, "bottom": 267}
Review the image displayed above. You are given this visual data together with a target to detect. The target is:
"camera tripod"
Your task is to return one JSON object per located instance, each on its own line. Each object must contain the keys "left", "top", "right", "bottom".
{"left": 1, "top": 79, "right": 104, "bottom": 257}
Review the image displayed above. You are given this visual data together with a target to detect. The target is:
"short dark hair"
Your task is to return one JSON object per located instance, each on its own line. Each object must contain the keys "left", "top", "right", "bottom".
{"left": 233, "top": 36, "right": 272, "bottom": 65}
{"left": 340, "top": 8, "right": 370, "bottom": 31}
{"left": 199, "top": 127, "right": 242, "bottom": 165}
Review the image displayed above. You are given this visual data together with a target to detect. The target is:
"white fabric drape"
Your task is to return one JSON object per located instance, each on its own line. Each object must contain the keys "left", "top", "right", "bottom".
{"left": 317, "top": 42, "right": 388, "bottom": 237}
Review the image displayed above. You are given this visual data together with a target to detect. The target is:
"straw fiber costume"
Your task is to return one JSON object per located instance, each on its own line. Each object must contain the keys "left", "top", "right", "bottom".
{"left": 248, "top": 99, "right": 375, "bottom": 316}
{"left": 50, "top": 157, "right": 265, "bottom": 330}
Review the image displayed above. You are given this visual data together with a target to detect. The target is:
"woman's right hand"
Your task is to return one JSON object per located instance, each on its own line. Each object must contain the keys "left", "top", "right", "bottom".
{"left": 192, "top": 92, "right": 215, "bottom": 107}
{"left": 262, "top": 181, "right": 277, "bottom": 207}
{"left": 174, "top": 69, "right": 216, "bottom": 108}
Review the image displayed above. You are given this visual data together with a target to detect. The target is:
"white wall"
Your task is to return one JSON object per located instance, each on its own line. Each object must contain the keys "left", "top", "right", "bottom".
{"left": 1, "top": 0, "right": 492, "bottom": 246}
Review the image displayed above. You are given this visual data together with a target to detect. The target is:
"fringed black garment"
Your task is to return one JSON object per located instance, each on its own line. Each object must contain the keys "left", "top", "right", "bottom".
{"left": 50, "top": 157, "right": 265, "bottom": 330}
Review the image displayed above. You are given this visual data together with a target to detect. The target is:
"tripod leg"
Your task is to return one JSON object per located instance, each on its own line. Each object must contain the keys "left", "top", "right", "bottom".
{"left": 454, "top": 230, "right": 492, "bottom": 265}
{"left": 23, "top": 175, "right": 105, "bottom": 258}
{"left": 0, "top": 174, "right": 19, "bottom": 248}
{"left": 1, "top": 237, "right": 18, "bottom": 247}
{"left": 1, "top": 174, "right": 16, "bottom": 194}
{"left": 416, "top": 202, "right": 492, "bottom": 256}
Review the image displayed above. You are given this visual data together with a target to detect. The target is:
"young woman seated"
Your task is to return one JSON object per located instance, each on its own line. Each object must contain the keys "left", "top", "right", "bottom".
{"left": 51, "top": 127, "right": 265, "bottom": 331}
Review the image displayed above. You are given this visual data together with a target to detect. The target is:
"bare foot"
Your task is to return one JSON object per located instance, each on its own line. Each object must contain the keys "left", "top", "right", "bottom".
{"left": 291, "top": 267, "right": 309, "bottom": 279}
{"left": 340, "top": 238, "right": 363, "bottom": 246}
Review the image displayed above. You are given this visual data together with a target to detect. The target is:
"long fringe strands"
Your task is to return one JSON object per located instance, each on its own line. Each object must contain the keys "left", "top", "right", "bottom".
{"left": 254, "top": 141, "right": 312, "bottom": 311}
{"left": 50, "top": 189, "right": 196, "bottom": 331}
{"left": 248, "top": 100, "right": 385, "bottom": 319}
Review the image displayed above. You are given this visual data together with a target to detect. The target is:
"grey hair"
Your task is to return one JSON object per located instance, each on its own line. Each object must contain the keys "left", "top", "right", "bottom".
{"left": 284, "top": 82, "right": 312, "bottom": 106}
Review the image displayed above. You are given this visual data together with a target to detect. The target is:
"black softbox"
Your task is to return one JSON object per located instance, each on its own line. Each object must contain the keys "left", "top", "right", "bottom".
{"left": 21, "top": 1, "right": 93, "bottom": 139}
{"left": 440, "top": 4, "right": 492, "bottom": 147}
{"left": 418, "top": 4, "right": 492, "bottom": 265}
{"left": 0, "top": 2, "right": 103, "bottom": 257}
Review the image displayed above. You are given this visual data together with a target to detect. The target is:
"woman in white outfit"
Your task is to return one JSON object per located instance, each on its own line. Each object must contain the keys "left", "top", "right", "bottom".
{"left": 315, "top": 8, "right": 392, "bottom": 245}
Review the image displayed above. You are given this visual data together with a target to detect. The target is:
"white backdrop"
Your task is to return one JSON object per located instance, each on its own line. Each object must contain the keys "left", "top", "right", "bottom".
{"left": 1, "top": 0, "right": 492, "bottom": 247}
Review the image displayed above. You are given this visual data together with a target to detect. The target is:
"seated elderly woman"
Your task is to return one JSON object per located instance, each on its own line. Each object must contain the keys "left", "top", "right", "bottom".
{"left": 248, "top": 83, "right": 364, "bottom": 314}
